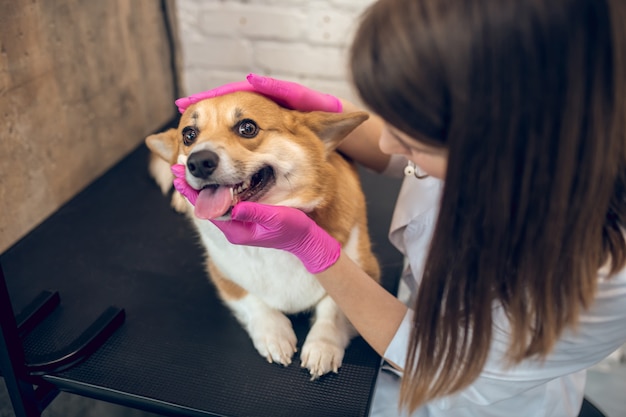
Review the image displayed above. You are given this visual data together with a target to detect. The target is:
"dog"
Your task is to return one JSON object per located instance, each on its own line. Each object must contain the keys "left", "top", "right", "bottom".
{"left": 145, "top": 91, "right": 380, "bottom": 378}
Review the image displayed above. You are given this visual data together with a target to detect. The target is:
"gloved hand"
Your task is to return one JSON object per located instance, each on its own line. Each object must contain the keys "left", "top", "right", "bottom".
{"left": 170, "top": 164, "right": 340, "bottom": 274}
{"left": 212, "top": 202, "right": 341, "bottom": 274}
{"left": 175, "top": 73, "right": 343, "bottom": 114}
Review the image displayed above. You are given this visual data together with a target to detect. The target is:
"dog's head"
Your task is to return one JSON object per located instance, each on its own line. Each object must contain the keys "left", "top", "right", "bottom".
{"left": 146, "top": 91, "right": 369, "bottom": 219}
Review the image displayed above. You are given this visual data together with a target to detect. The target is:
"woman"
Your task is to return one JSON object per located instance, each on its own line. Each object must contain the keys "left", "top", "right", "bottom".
{"left": 173, "top": 0, "right": 626, "bottom": 415}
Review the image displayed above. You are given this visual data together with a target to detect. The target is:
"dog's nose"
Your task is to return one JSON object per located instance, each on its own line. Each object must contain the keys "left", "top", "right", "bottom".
{"left": 187, "top": 150, "right": 219, "bottom": 179}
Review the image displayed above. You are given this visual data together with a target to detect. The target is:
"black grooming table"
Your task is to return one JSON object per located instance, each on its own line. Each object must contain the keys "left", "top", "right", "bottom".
{"left": 0, "top": 131, "right": 404, "bottom": 417}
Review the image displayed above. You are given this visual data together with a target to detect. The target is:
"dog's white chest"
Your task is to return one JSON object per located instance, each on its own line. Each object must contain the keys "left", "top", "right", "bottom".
{"left": 194, "top": 219, "right": 326, "bottom": 313}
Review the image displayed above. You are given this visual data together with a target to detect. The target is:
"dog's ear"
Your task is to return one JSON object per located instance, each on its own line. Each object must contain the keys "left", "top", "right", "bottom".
{"left": 303, "top": 111, "right": 369, "bottom": 153}
{"left": 145, "top": 128, "right": 179, "bottom": 165}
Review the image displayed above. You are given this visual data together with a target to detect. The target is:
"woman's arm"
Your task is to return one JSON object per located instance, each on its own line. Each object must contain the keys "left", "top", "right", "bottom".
{"left": 338, "top": 99, "right": 391, "bottom": 173}
{"left": 315, "top": 251, "right": 408, "bottom": 358}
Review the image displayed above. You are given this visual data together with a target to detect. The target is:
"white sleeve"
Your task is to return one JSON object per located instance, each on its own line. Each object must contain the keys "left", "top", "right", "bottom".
{"left": 444, "top": 266, "right": 626, "bottom": 409}
{"left": 381, "top": 266, "right": 626, "bottom": 411}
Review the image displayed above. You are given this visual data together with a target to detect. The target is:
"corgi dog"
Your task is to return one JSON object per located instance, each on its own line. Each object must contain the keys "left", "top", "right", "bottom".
{"left": 145, "top": 91, "right": 380, "bottom": 378}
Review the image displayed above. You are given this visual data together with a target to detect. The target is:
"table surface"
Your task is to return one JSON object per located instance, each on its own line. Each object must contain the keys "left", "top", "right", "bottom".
{"left": 1, "top": 140, "right": 403, "bottom": 417}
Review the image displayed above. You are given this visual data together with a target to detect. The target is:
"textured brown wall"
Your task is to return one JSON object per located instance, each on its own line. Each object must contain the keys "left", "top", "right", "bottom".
{"left": 0, "top": 0, "right": 179, "bottom": 253}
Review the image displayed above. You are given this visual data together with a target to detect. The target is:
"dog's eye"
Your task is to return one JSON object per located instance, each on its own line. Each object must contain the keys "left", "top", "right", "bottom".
{"left": 237, "top": 119, "right": 259, "bottom": 138}
{"left": 182, "top": 126, "right": 198, "bottom": 146}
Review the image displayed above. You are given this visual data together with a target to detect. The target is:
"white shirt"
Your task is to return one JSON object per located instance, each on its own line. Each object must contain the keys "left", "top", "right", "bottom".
{"left": 380, "top": 156, "right": 626, "bottom": 417}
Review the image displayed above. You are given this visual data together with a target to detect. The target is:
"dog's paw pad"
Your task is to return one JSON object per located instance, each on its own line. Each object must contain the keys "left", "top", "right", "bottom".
{"left": 300, "top": 340, "right": 344, "bottom": 378}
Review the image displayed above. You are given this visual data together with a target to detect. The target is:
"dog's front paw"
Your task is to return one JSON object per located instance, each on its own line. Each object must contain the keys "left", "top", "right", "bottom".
{"left": 248, "top": 312, "right": 297, "bottom": 367}
{"left": 300, "top": 336, "right": 345, "bottom": 379}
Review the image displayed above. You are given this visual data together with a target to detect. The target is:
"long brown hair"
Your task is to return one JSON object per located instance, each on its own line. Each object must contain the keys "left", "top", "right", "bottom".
{"left": 351, "top": 0, "right": 626, "bottom": 412}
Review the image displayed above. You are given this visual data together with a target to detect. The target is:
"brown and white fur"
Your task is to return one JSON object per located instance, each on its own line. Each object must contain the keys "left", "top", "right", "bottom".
{"left": 145, "top": 91, "right": 380, "bottom": 378}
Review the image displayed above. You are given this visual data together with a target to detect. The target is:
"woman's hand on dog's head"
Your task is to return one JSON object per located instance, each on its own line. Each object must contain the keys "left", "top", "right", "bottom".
{"left": 175, "top": 74, "right": 342, "bottom": 114}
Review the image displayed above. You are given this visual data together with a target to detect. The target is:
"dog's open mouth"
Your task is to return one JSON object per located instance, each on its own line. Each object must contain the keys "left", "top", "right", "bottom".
{"left": 194, "top": 166, "right": 275, "bottom": 220}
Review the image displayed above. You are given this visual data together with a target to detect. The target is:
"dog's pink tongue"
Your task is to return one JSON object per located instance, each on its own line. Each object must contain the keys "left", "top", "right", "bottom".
{"left": 194, "top": 186, "right": 233, "bottom": 219}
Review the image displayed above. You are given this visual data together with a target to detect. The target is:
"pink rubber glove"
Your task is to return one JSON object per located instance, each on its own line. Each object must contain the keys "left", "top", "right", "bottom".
{"left": 174, "top": 73, "right": 342, "bottom": 114}
{"left": 170, "top": 164, "right": 340, "bottom": 274}
{"left": 213, "top": 202, "right": 341, "bottom": 274}
{"left": 171, "top": 164, "right": 198, "bottom": 205}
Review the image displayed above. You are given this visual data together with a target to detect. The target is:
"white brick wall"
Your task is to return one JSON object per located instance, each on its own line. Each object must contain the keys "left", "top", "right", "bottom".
{"left": 175, "top": 0, "right": 376, "bottom": 103}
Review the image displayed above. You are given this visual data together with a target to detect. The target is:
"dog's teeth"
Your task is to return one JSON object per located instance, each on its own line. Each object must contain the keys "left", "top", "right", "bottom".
{"left": 230, "top": 187, "right": 240, "bottom": 205}
{"left": 231, "top": 184, "right": 243, "bottom": 204}
{"left": 234, "top": 180, "right": 249, "bottom": 196}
